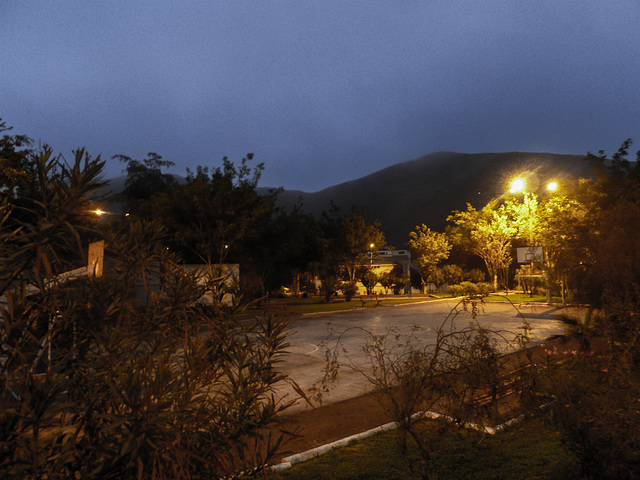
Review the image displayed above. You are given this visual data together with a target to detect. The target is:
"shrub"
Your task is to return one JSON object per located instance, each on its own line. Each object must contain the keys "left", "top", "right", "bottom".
{"left": 0, "top": 149, "right": 292, "bottom": 479}
{"left": 341, "top": 281, "right": 359, "bottom": 301}
{"left": 538, "top": 351, "right": 640, "bottom": 479}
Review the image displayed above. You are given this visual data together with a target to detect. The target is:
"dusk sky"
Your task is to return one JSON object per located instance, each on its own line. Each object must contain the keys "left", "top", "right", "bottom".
{"left": 3, "top": 2, "right": 639, "bottom": 192}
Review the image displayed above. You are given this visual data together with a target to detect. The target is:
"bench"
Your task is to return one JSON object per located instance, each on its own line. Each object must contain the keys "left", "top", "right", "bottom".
{"left": 469, "top": 365, "right": 531, "bottom": 407}
{"left": 360, "top": 295, "right": 381, "bottom": 307}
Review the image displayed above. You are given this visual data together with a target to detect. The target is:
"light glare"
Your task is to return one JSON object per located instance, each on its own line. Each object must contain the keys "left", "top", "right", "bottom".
{"left": 510, "top": 178, "right": 525, "bottom": 193}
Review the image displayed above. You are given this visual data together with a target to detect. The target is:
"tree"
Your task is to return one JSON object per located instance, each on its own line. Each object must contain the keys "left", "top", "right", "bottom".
{"left": 408, "top": 225, "right": 451, "bottom": 291}
{"left": 241, "top": 203, "right": 319, "bottom": 296}
{"left": 535, "top": 192, "right": 587, "bottom": 302}
{"left": 152, "top": 155, "right": 278, "bottom": 264}
{"left": 561, "top": 140, "right": 640, "bottom": 361}
{"left": 378, "top": 271, "right": 395, "bottom": 295}
{"left": 523, "top": 141, "right": 640, "bottom": 478}
{"left": 360, "top": 270, "right": 378, "bottom": 295}
{"left": 0, "top": 118, "right": 34, "bottom": 197}
{"left": 448, "top": 202, "right": 517, "bottom": 290}
{"left": 114, "top": 152, "right": 176, "bottom": 214}
{"left": 442, "top": 264, "right": 464, "bottom": 285}
{"left": 318, "top": 205, "right": 386, "bottom": 284}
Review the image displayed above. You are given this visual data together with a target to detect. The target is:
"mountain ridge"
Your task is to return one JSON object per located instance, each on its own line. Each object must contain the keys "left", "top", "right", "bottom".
{"left": 272, "top": 151, "right": 593, "bottom": 247}
{"left": 101, "top": 151, "right": 594, "bottom": 249}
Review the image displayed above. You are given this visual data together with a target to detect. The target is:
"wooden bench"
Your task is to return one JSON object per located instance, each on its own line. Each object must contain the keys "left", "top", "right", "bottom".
{"left": 360, "top": 295, "right": 381, "bottom": 307}
{"left": 469, "top": 365, "right": 531, "bottom": 407}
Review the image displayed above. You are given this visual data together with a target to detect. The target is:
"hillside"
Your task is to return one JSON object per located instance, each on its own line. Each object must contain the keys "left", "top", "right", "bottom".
{"left": 274, "top": 151, "right": 593, "bottom": 247}
{"left": 101, "top": 151, "right": 594, "bottom": 248}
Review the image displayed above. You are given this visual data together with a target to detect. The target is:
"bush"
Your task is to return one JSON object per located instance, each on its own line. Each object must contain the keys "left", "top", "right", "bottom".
{"left": 465, "top": 268, "right": 486, "bottom": 284}
{"left": 0, "top": 150, "right": 292, "bottom": 479}
{"left": 341, "top": 281, "right": 359, "bottom": 301}
{"left": 449, "top": 281, "right": 493, "bottom": 297}
{"left": 538, "top": 351, "right": 640, "bottom": 479}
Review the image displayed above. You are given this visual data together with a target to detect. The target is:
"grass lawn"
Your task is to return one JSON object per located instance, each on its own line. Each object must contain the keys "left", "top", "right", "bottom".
{"left": 266, "top": 292, "right": 560, "bottom": 315}
{"left": 268, "top": 294, "right": 446, "bottom": 315}
{"left": 270, "top": 417, "right": 577, "bottom": 480}
{"left": 483, "top": 293, "right": 563, "bottom": 304}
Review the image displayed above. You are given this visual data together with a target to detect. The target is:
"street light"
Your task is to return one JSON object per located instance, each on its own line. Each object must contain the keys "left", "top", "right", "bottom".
{"left": 369, "top": 243, "right": 375, "bottom": 268}
{"left": 510, "top": 178, "right": 525, "bottom": 194}
{"left": 509, "top": 176, "right": 560, "bottom": 305}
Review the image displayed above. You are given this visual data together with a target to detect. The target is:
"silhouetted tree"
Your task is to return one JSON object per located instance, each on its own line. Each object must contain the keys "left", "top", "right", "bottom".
{"left": 322, "top": 205, "right": 386, "bottom": 283}
{"left": 114, "top": 151, "right": 176, "bottom": 215}
{"left": 0, "top": 118, "right": 35, "bottom": 197}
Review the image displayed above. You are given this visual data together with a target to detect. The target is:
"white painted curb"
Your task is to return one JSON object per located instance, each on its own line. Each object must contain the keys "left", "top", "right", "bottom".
{"left": 271, "top": 409, "right": 532, "bottom": 472}
{"left": 271, "top": 419, "right": 399, "bottom": 472}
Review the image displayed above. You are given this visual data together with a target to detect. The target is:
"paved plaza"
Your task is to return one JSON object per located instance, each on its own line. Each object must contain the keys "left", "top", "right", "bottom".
{"left": 277, "top": 300, "right": 574, "bottom": 412}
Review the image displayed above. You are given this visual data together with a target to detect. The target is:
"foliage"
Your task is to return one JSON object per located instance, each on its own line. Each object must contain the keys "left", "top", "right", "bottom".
{"left": 319, "top": 205, "right": 386, "bottom": 284}
{"left": 408, "top": 225, "right": 451, "bottom": 290}
{"left": 442, "top": 264, "right": 464, "bottom": 286}
{"left": 360, "top": 270, "right": 378, "bottom": 295}
{"left": 243, "top": 204, "right": 318, "bottom": 296}
{"left": 536, "top": 349, "right": 640, "bottom": 479}
{"left": 448, "top": 202, "right": 516, "bottom": 290}
{"left": 392, "top": 274, "right": 408, "bottom": 295}
{"left": 448, "top": 282, "right": 492, "bottom": 297}
{"left": 146, "top": 155, "right": 275, "bottom": 263}
{"left": 114, "top": 151, "right": 177, "bottom": 213}
{"left": 341, "top": 281, "right": 359, "bottom": 301}
{"left": 0, "top": 118, "right": 35, "bottom": 197}
{"left": 465, "top": 268, "right": 486, "bottom": 283}
{"left": 317, "top": 298, "right": 530, "bottom": 479}
{"left": 378, "top": 272, "right": 396, "bottom": 295}
{"left": 319, "top": 275, "right": 341, "bottom": 303}
{"left": 569, "top": 141, "right": 640, "bottom": 311}
{"left": 0, "top": 148, "right": 293, "bottom": 479}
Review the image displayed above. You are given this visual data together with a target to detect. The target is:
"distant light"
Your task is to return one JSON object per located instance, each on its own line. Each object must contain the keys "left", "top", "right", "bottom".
{"left": 510, "top": 178, "right": 525, "bottom": 193}
{"left": 94, "top": 209, "right": 105, "bottom": 216}
{"left": 547, "top": 181, "right": 558, "bottom": 192}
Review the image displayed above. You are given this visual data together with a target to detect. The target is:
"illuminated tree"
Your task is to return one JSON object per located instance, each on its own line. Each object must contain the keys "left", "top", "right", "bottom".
{"left": 448, "top": 202, "right": 517, "bottom": 290}
{"left": 408, "top": 224, "right": 451, "bottom": 291}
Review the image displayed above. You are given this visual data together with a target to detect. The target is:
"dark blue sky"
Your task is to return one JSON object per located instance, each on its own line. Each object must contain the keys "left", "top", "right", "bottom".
{"left": 3, "top": 2, "right": 639, "bottom": 192}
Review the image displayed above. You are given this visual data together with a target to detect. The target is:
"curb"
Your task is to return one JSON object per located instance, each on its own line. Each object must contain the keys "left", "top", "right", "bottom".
{"left": 271, "top": 409, "right": 530, "bottom": 472}
{"left": 271, "top": 419, "right": 401, "bottom": 472}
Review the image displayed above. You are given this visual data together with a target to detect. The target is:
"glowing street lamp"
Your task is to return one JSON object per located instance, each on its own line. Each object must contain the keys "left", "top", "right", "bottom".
{"left": 509, "top": 178, "right": 525, "bottom": 194}
{"left": 369, "top": 243, "right": 375, "bottom": 268}
{"left": 510, "top": 176, "right": 561, "bottom": 305}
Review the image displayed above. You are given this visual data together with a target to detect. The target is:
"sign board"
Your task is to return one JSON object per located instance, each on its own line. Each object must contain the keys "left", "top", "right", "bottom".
{"left": 517, "top": 246, "right": 544, "bottom": 263}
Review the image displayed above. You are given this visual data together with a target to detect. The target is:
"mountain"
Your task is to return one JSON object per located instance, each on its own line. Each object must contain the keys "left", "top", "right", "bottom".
{"left": 273, "top": 151, "right": 593, "bottom": 248}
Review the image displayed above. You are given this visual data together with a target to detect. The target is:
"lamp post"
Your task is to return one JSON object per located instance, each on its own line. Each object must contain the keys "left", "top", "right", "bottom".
{"left": 509, "top": 177, "right": 558, "bottom": 305}
{"left": 369, "top": 243, "right": 375, "bottom": 268}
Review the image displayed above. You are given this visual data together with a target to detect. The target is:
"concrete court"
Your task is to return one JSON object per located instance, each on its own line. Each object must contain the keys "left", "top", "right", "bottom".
{"left": 276, "top": 300, "right": 573, "bottom": 413}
